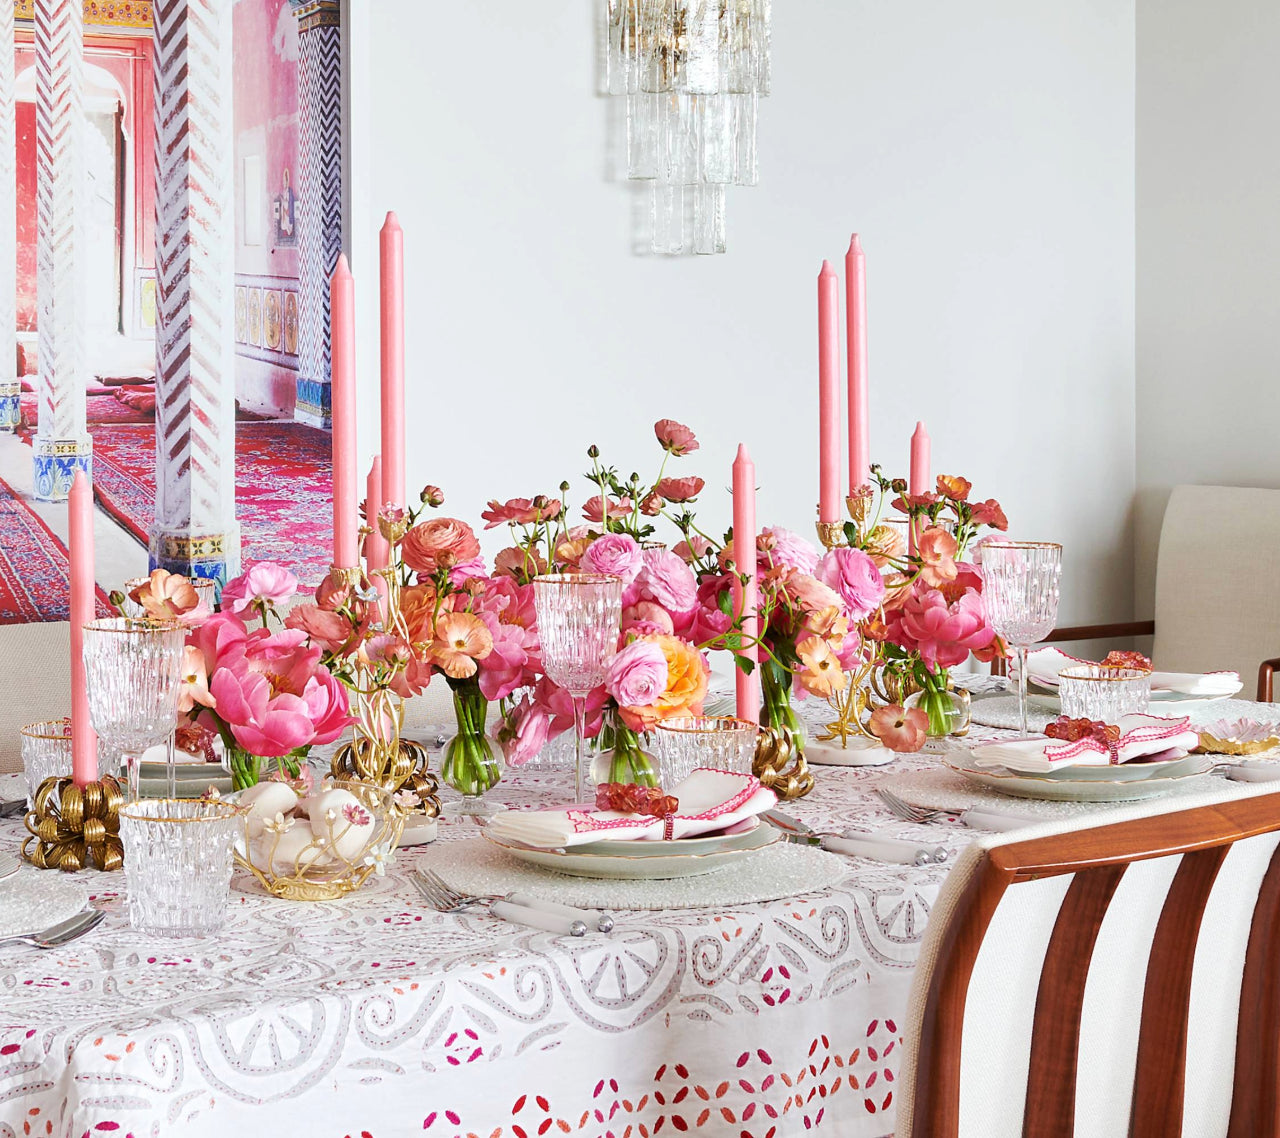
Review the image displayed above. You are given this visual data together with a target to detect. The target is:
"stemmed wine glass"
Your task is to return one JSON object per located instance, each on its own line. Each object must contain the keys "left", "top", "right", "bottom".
{"left": 82, "top": 617, "right": 187, "bottom": 800}
{"left": 532, "top": 573, "right": 624, "bottom": 802}
{"left": 980, "top": 542, "right": 1063, "bottom": 735}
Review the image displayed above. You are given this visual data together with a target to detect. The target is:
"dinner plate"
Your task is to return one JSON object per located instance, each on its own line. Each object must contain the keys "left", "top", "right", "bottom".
{"left": 482, "top": 820, "right": 782, "bottom": 879}
{"left": 945, "top": 754, "right": 1213, "bottom": 802}
{"left": 0, "top": 854, "right": 19, "bottom": 882}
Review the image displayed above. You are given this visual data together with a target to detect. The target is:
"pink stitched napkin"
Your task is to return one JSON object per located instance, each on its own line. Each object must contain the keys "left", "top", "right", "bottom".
{"left": 970, "top": 713, "right": 1200, "bottom": 774}
{"left": 485, "top": 769, "right": 777, "bottom": 849}
{"left": 1020, "top": 647, "right": 1241, "bottom": 697}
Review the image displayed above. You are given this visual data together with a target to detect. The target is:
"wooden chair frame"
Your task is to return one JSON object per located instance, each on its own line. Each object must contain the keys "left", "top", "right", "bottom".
{"left": 988, "top": 621, "right": 1280, "bottom": 702}
{"left": 908, "top": 796, "right": 1280, "bottom": 1137}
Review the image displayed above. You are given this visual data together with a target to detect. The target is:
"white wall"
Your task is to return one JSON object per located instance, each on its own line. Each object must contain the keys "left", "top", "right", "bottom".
{"left": 1135, "top": 0, "right": 1280, "bottom": 613}
{"left": 349, "top": 0, "right": 1136, "bottom": 626}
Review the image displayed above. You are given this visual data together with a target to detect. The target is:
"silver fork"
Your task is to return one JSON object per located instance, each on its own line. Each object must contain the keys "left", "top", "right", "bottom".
{"left": 417, "top": 868, "right": 613, "bottom": 932}
{"left": 0, "top": 909, "right": 104, "bottom": 950}
{"left": 878, "top": 787, "right": 949, "bottom": 824}
{"left": 412, "top": 869, "right": 589, "bottom": 937}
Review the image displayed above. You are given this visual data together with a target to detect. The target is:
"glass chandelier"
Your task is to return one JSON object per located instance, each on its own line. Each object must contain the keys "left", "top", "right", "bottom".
{"left": 605, "top": 0, "right": 772, "bottom": 255}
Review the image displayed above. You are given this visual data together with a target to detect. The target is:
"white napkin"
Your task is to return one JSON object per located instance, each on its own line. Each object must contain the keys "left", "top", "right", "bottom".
{"left": 486, "top": 769, "right": 777, "bottom": 849}
{"left": 970, "top": 713, "right": 1200, "bottom": 774}
{"left": 1021, "top": 647, "right": 1241, "bottom": 697}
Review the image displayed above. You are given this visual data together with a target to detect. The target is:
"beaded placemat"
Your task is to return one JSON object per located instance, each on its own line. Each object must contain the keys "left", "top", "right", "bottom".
{"left": 420, "top": 836, "right": 849, "bottom": 911}
{"left": 0, "top": 870, "right": 89, "bottom": 938}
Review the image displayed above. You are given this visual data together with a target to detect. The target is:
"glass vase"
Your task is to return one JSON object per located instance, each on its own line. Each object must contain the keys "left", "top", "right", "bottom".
{"left": 441, "top": 683, "right": 502, "bottom": 818}
{"left": 592, "top": 710, "right": 660, "bottom": 789}
{"left": 226, "top": 746, "right": 302, "bottom": 791}
{"left": 761, "top": 658, "right": 805, "bottom": 755}
{"left": 904, "top": 680, "right": 972, "bottom": 738}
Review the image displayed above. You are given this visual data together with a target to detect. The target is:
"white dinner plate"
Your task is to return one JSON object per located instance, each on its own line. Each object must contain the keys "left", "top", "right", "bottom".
{"left": 0, "top": 854, "right": 19, "bottom": 882}
{"left": 482, "top": 820, "right": 781, "bottom": 879}
{"left": 945, "top": 754, "right": 1213, "bottom": 802}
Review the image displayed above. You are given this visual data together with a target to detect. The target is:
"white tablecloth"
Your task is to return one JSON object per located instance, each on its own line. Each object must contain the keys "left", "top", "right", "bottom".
{"left": 2, "top": 687, "right": 1275, "bottom": 1138}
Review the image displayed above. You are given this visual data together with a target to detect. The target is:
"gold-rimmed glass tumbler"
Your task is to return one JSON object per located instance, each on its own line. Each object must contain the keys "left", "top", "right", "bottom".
{"left": 980, "top": 542, "right": 1063, "bottom": 734}
{"left": 532, "top": 573, "right": 624, "bottom": 801}
{"left": 82, "top": 618, "right": 186, "bottom": 801}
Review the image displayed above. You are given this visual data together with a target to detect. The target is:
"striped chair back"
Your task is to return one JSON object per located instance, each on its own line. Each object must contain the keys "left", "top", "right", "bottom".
{"left": 895, "top": 788, "right": 1280, "bottom": 1137}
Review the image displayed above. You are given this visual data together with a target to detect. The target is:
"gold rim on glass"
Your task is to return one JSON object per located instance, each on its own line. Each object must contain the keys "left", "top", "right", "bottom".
{"left": 83, "top": 617, "right": 184, "bottom": 635}
{"left": 119, "top": 799, "right": 243, "bottom": 824}
{"left": 531, "top": 573, "right": 624, "bottom": 586}
{"left": 656, "top": 715, "right": 760, "bottom": 735}
{"left": 21, "top": 717, "right": 73, "bottom": 741}
{"left": 980, "top": 541, "right": 1063, "bottom": 551}
{"left": 1059, "top": 665, "right": 1152, "bottom": 683}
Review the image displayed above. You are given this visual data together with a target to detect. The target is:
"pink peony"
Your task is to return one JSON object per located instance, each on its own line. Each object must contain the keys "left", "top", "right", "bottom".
{"left": 581, "top": 533, "right": 644, "bottom": 583}
{"left": 689, "top": 574, "right": 734, "bottom": 646}
{"left": 476, "top": 612, "right": 539, "bottom": 702}
{"left": 891, "top": 584, "right": 996, "bottom": 671}
{"left": 654, "top": 476, "right": 705, "bottom": 503}
{"left": 209, "top": 628, "right": 353, "bottom": 756}
{"left": 532, "top": 676, "right": 608, "bottom": 739}
{"left": 605, "top": 639, "right": 670, "bottom": 708}
{"left": 498, "top": 695, "right": 553, "bottom": 767}
{"left": 220, "top": 562, "right": 299, "bottom": 614}
{"left": 654, "top": 419, "right": 699, "bottom": 456}
{"left": 815, "top": 547, "right": 887, "bottom": 621}
{"left": 448, "top": 555, "right": 489, "bottom": 586}
{"left": 632, "top": 547, "right": 698, "bottom": 619}
{"left": 759, "top": 526, "right": 819, "bottom": 575}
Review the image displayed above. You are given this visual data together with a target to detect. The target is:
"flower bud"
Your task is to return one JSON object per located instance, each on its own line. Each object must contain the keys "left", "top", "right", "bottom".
{"left": 420, "top": 485, "right": 444, "bottom": 507}
{"left": 559, "top": 480, "right": 571, "bottom": 494}
{"left": 587, "top": 445, "right": 600, "bottom": 459}
{"left": 533, "top": 494, "right": 549, "bottom": 510}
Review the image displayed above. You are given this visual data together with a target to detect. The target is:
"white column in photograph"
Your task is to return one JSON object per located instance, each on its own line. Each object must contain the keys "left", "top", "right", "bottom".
{"left": 150, "top": 0, "right": 240, "bottom": 584}
{"left": 0, "top": 0, "right": 17, "bottom": 433}
{"left": 32, "top": 0, "right": 91, "bottom": 497}
{"left": 291, "top": 0, "right": 343, "bottom": 429}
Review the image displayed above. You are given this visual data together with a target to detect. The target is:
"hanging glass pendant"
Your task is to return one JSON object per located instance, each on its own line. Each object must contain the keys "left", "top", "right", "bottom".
{"left": 604, "top": 0, "right": 772, "bottom": 255}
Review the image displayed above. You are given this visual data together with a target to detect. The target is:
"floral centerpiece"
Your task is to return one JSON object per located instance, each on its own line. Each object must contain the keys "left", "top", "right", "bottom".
{"left": 491, "top": 420, "right": 727, "bottom": 787}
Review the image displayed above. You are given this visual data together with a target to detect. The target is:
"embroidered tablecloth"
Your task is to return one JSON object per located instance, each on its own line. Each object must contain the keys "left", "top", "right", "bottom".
{"left": 1, "top": 687, "right": 1271, "bottom": 1138}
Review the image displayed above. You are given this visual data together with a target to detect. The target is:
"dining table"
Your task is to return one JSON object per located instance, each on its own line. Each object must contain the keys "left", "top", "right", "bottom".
{"left": 1, "top": 680, "right": 1276, "bottom": 1138}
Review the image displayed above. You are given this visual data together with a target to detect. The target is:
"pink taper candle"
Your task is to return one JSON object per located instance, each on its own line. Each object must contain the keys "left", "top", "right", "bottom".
{"left": 68, "top": 470, "right": 97, "bottom": 785}
{"left": 379, "top": 213, "right": 406, "bottom": 511}
{"left": 845, "top": 235, "right": 870, "bottom": 493}
{"left": 331, "top": 254, "right": 358, "bottom": 568}
{"left": 908, "top": 421, "right": 931, "bottom": 556}
{"left": 732, "top": 444, "right": 760, "bottom": 724}
{"left": 365, "top": 456, "right": 390, "bottom": 612}
{"left": 817, "top": 261, "right": 841, "bottom": 524}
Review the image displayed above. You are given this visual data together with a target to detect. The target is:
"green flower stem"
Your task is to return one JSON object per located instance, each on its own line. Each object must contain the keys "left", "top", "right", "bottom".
{"left": 599, "top": 718, "right": 659, "bottom": 787}
{"left": 442, "top": 683, "right": 502, "bottom": 798}
{"left": 761, "top": 658, "right": 804, "bottom": 742}
{"left": 915, "top": 668, "right": 954, "bottom": 737}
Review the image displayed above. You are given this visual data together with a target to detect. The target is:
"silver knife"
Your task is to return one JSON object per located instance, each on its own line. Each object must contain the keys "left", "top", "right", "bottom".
{"left": 0, "top": 798, "right": 27, "bottom": 818}
{"left": 764, "top": 809, "right": 947, "bottom": 866}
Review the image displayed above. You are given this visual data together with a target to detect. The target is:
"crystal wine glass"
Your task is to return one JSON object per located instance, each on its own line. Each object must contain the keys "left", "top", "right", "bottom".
{"left": 980, "top": 542, "right": 1063, "bottom": 734}
{"left": 532, "top": 573, "right": 624, "bottom": 801}
{"left": 82, "top": 618, "right": 187, "bottom": 801}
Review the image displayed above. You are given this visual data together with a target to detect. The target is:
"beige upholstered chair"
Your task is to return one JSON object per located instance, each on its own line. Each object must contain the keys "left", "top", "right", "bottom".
{"left": 895, "top": 785, "right": 1280, "bottom": 1138}
{"left": 995, "top": 485, "right": 1280, "bottom": 700}
{"left": 0, "top": 621, "right": 73, "bottom": 775}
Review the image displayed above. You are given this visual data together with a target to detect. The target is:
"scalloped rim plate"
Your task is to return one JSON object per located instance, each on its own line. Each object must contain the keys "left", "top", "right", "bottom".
{"left": 945, "top": 755, "right": 1213, "bottom": 802}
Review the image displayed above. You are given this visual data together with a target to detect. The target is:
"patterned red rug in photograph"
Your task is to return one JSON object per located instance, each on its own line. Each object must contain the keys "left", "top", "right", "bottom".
{"left": 17, "top": 391, "right": 156, "bottom": 434}
{"left": 90, "top": 421, "right": 334, "bottom": 588}
{"left": 0, "top": 476, "right": 112, "bottom": 624}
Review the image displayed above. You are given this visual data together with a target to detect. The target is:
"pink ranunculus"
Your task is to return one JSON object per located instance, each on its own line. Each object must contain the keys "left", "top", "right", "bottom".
{"left": 480, "top": 497, "right": 563, "bottom": 529}
{"left": 654, "top": 476, "right": 705, "bottom": 503}
{"left": 815, "top": 547, "right": 887, "bottom": 621}
{"left": 448, "top": 555, "right": 488, "bottom": 586}
{"left": 209, "top": 628, "right": 354, "bottom": 756}
{"left": 402, "top": 517, "right": 481, "bottom": 574}
{"left": 284, "top": 604, "right": 352, "bottom": 654}
{"left": 498, "top": 695, "right": 553, "bottom": 767}
{"left": 759, "top": 526, "right": 819, "bottom": 575}
{"left": 654, "top": 419, "right": 699, "bottom": 456}
{"left": 621, "top": 600, "right": 675, "bottom": 636}
{"left": 582, "top": 533, "right": 643, "bottom": 583}
{"left": 632, "top": 547, "right": 698, "bottom": 616}
{"left": 220, "top": 562, "right": 299, "bottom": 614}
{"left": 581, "top": 495, "right": 633, "bottom": 524}
{"left": 605, "top": 639, "right": 670, "bottom": 708}
{"left": 893, "top": 584, "right": 996, "bottom": 671}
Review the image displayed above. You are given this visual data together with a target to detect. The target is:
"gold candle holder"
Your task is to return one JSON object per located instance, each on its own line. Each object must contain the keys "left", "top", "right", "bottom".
{"left": 752, "top": 726, "right": 815, "bottom": 800}
{"left": 22, "top": 774, "right": 125, "bottom": 872}
{"left": 331, "top": 736, "right": 441, "bottom": 820}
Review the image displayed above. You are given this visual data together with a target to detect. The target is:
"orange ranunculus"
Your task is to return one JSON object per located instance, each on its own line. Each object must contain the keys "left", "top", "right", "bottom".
{"left": 398, "top": 582, "right": 440, "bottom": 645}
{"left": 916, "top": 526, "right": 959, "bottom": 587}
{"left": 617, "top": 634, "right": 709, "bottom": 732}
{"left": 554, "top": 536, "right": 593, "bottom": 570}
{"left": 493, "top": 544, "right": 548, "bottom": 581}
{"left": 801, "top": 604, "right": 849, "bottom": 645}
{"left": 795, "top": 635, "right": 846, "bottom": 699}
{"left": 130, "top": 568, "right": 206, "bottom": 623}
{"left": 427, "top": 611, "right": 493, "bottom": 679}
{"left": 402, "top": 517, "right": 481, "bottom": 575}
{"left": 935, "top": 474, "right": 972, "bottom": 502}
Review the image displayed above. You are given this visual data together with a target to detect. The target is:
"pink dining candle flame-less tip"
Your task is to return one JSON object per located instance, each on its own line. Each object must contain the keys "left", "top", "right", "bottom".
{"left": 908, "top": 421, "right": 931, "bottom": 555}
{"left": 732, "top": 444, "right": 760, "bottom": 724}
{"left": 845, "top": 235, "right": 870, "bottom": 493}
{"left": 379, "top": 213, "right": 406, "bottom": 512}
{"left": 331, "top": 254, "right": 358, "bottom": 569}
{"left": 68, "top": 469, "right": 97, "bottom": 785}
{"left": 817, "top": 261, "right": 841, "bottom": 524}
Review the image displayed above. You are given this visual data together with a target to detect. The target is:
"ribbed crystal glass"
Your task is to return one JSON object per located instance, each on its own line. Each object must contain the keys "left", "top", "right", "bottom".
{"left": 1059, "top": 666, "right": 1151, "bottom": 722}
{"left": 980, "top": 542, "right": 1063, "bottom": 735}
{"left": 82, "top": 618, "right": 186, "bottom": 798}
{"left": 655, "top": 716, "right": 759, "bottom": 785}
{"left": 532, "top": 574, "right": 624, "bottom": 696}
{"left": 119, "top": 798, "right": 241, "bottom": 936}
{"left": 21, "top": 719, "right": 73, "bottom": 806}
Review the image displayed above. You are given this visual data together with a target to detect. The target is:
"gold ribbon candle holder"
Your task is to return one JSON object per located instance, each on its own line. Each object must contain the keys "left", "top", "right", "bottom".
{"left": 23, "top": 774, "right": 125, "bottom": 872}
{"left": 752, "top": 728, "right": 815, "bottom": 801}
